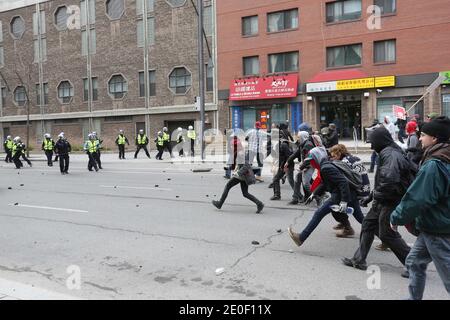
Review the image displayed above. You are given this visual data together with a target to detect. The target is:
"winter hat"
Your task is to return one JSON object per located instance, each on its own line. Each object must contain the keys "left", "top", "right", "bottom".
{"left": 406, "top": 121, "right": 417, "bottom": 135}
{"left": 421, "top": 116, "right": 450, "bottom": 142}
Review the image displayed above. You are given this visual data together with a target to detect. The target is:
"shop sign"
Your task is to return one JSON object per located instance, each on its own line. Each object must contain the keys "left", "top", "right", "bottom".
{"left": 306, "top": 81, "right": 337, "bottom": 93}
{"left": 440, "top": 71, "right": 450, "bottom": 84}
{"left": 375, "top": 76, "right": 396, "bottom": 87}
{"left": 306, "top": 76, "right": 395, "bottom": 93}
{"left": 337, "top": 77, "right": 375, "bottom": 90}
{"left": 229, "top": 74, "right": 298, "bottom": 101}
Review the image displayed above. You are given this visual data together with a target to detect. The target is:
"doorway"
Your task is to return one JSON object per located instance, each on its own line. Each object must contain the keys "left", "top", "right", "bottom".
{"left": 319, "top": 94, "right": 362, "bottom": 138}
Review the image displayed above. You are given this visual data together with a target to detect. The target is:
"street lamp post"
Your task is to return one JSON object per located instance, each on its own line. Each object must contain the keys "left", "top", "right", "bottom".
{"left": 197, "top": 0, "right": 205, "bottom": 161}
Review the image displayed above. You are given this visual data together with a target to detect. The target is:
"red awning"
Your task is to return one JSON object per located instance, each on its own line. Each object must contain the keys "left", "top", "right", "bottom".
{"left": 307, "top": 69, "right": 368, "bottom": 83}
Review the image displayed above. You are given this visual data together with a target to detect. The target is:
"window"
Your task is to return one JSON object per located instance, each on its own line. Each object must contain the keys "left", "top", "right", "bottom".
{"left": 165, "top": 0, "right": 186, "bottom": 8}
{"left": 242, "top": 15, "right": 258, "bottom": 36}
{"left": 109, "top": 75, "right": 128, "bottom": 99}
{"left": 139, "top": 70, "right": 156, "bottom": 97}
{"left": 82, "top": 28, "right": 96, "bottom": 55}
{"left": 326, "top": 0, "right": 362, "bottom": 23}
{"left": 0, "top": 46, "right": 4, "bottom": 67}
{"left": 136, "top": 0, "right": 154, "bottom": 14}
{"left": 243, "top": 56, "right": 259, "bottom": 76}
{"left": 83, "top": 77, "right": 98, "bottom": 101}
{"left": 443, "top": 94, "right": 450, "bottom": 117}
{"left": 206, "top": 64, "right": 213, "bottom": 92}
{"left": 36, "top": 83, "right": 48, "bottom": 105}
{"left": 169, "top": 67, "right": 191, "bottom": 94}
{"left": 268, "top": 52, "right": 298, "bottom": 73}
{"left": 55, "top": 6, "right": 68, "bottom": 30}
{"left": 374, "top": 0, "right": 396, "bottom": 14}
{"left": 10, "top": 16, "right": 25, "bottom": 39}
{"left": 204, "top": 5, "right": 213, "bottom": 36}
{"left": 137, "top": 17, "right": 155, "bottom": 47}
{"left": 33, "top": 11, "right": 46, "bottom": 36}
{"left": 327, "top": 44, "right": 362, "bottom": 68}
{"left": 34, "top": 38, "right": 47, "bottom": 62}
{"left": 58, "top": 81, "right": 74, "bottom": 103}
{"left": 374, "top": 39, "right": 396, "bottom": 63}
{"left": 106, "top": 0, "right": 125, "bottom": 20}
{"left": 80, "top": 0, "right": 96, "bottom": 26}
{"left": 0, "top": 21, "right": 3, "bottom": 42}
{"left": 1, "top": 87, "right": 7, "bottom": 106}
{"left": 267, "top": 9, "right": 298, "bottom": 32}
{"left": 14, "top": 86, "right": 26, "bottom": 106}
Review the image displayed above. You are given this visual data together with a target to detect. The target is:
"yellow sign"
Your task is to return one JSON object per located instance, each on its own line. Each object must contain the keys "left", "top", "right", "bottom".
{"left": 375, "top": 76, "right": 395, "bottom": 87}
{"left": 337, "top": 78, "right": 375, "bottom": 90}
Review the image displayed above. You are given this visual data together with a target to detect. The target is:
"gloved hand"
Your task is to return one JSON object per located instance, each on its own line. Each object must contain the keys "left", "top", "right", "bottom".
{"left": 360, "top": 196, "right": 372, "bottom": 207}
{"left": 339, "top": 201, "right": 348, "bottom": 213}
{"left": 304, "top": 194, "right": 315, "bottom": 205}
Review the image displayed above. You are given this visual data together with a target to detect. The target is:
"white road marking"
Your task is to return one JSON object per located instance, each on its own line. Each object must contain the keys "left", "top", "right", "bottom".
{"left": 0, "top": 277, "right": 82, "bottom": 300}
{"left": 100, "top": 185, "right": 172, "bottom": 191}
{"left": 8, "top": 204, "right": 88, "bottom": 213}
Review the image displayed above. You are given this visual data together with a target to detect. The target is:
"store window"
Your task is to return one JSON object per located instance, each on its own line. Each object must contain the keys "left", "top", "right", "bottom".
{"left": 443, "top": 94, "right": 450, "bottom": 117}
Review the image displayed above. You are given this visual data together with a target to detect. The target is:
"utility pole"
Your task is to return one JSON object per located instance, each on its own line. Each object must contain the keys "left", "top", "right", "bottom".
{"left": 197, "top": 0, "right": 205, "bottom": 160}
{"left": 36, "top": 3, "right": 45, "bottom": 138}
{"left": 142, "top": 0, "right": 151, "bottom": 146}
{"left": 85, "top": 0, "right": 94, "bottom": 133}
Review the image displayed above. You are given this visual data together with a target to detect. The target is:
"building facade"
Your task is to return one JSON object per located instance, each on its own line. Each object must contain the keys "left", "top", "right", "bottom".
{"left": 0, "top": 0, "right": 223, "bottom": 150}
{"left": 217, "top": 0, "right": 450, "bottom": 138}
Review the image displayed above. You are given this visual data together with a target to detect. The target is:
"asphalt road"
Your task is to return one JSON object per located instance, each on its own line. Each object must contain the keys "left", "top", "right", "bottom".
{"left": 0, "top": 152, "right": 447, "bottom": 300}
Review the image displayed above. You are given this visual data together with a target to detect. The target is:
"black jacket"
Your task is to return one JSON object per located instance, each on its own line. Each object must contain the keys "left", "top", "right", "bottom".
{"left": 326, "top": 129, "right": 339, "bottom": 148}
{"left": 55, "top": 140, "right": 72, "bottom": 156}
{"left": 278, "top": 140, "right": 293, "bottom": 168}
{"left": 315, "top": 161, "right": 351, "bottom": 204}
{"left": 287, "top": 140, "right": 314, "bottom": 166}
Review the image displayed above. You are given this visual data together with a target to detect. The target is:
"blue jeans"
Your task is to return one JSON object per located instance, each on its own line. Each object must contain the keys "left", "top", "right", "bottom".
{"left": 299, "top": 193, "right": 364, "bottom": 242}
{"left": 406, "top": 232, "right": 450, "bottom": 300}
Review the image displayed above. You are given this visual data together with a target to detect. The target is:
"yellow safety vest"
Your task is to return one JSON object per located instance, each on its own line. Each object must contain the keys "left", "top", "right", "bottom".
{"left": 86, "top": 141, "right": 96, "bottom": 153}
{"left": 117, "top": 135, "right": 126, "bottom": 145}
{"left": 137, "top": 134, "right": 147, "bottom": 145}
{"left": 43, "top": 139, "right": 54, "bottom": 151}
{"left": 12, "top": 144, "right": 17, "bottom": 156}
{"left": 162, "top": 132, "right": 170, "bottom": 142}
{"left": 157, "top": 136, "right": 164, "bottom": 146}
{"left": 187, "top": 130, "right": 196, "bottom": 140}
{"left": 6, "top": 140, "right": 14, "bottom": 150}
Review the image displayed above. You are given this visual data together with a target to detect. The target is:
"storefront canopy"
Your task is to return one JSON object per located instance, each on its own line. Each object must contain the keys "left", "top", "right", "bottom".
{"left": 307, "top": 69, "right": 368, "bottom": 83}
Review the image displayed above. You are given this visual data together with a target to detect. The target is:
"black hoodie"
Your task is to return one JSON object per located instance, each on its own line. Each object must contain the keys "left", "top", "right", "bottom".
{"left": 371, "top": 127, "right": 415, "bottom": 204}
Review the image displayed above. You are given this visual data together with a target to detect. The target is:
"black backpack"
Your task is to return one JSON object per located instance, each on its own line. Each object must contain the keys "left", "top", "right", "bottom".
{"left": 331, "top": 160, "right": 365, "bottom": 196}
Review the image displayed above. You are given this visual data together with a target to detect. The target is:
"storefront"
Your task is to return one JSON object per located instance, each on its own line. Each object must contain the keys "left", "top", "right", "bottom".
{"left": 229, "top": 74, "right": 302, "bottom": 131}
{"left": 305, "top": 71, "right": 396, "bottom": 137}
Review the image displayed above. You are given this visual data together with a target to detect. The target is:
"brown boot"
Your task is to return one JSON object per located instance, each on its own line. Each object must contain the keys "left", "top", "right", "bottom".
{"left": 336, "top": 226, "right": 355, "bottom": 238}
{"left": 333, "top": 223, "right": 345, "bottom": 230}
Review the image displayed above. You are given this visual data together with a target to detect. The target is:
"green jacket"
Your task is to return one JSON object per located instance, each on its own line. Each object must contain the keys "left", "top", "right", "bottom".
{"left": 391, "top": 159, "right": 450, "bottom": 235}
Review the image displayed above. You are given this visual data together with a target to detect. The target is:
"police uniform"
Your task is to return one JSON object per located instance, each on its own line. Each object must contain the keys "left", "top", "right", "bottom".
{"left": 4, "top": 137, "right": 14, "bottom": 163}
{"left": 115, "top": 133, "right": 129, "bottom": 159}
{"left": 134, "top": 132, "right": 151, "bottom": 158}
{"left": 42, "top": 137, "right": 55, "bottom": 166}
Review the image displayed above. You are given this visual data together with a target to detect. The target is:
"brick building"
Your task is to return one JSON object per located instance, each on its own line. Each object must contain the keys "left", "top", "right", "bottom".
{"left": 217, "top": 0, "right": 450, "bottom": 138}
{"left": 0, "top": 0, "right": 224, "bottom": 150}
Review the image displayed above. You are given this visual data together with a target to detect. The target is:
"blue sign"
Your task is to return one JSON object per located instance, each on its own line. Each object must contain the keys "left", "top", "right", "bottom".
{"left": 290, "top": 103, "right": 302, "bottom": 133}
{"left": 232, "top": 106, "right": 242, "bottom": 129}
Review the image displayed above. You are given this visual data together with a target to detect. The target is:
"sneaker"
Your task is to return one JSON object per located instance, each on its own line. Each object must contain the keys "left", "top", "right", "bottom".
{"left": 288, "top": 200, "right": 299, "bottom": 205}
{"left": 375, "top": 243, "right": 390, "bottom": 251}
{"left": 342, "top": 257, "right": 367, "bottom": 271}
{"left": 212, "top": 200, "right": 222, "bottom": 210}
{"left": 333, "top": 223, "right": 345, "bottom": 230}
{"left": 255, "top": 176, "right": 264, "bottom": 183}
{"left": 268, "top": 183, "right": 273, "bottom": 189}
{"left": 287, "top": 227, "right": 303, "bottom": 247}
{"left": 270, "top": 195, "right": 281, "bottom": 201}
{"left": 336, "top": 226, "right": 355, "bottom": 238}
{"left": 256, "top": 203, "right": 264, "bottom": 214}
